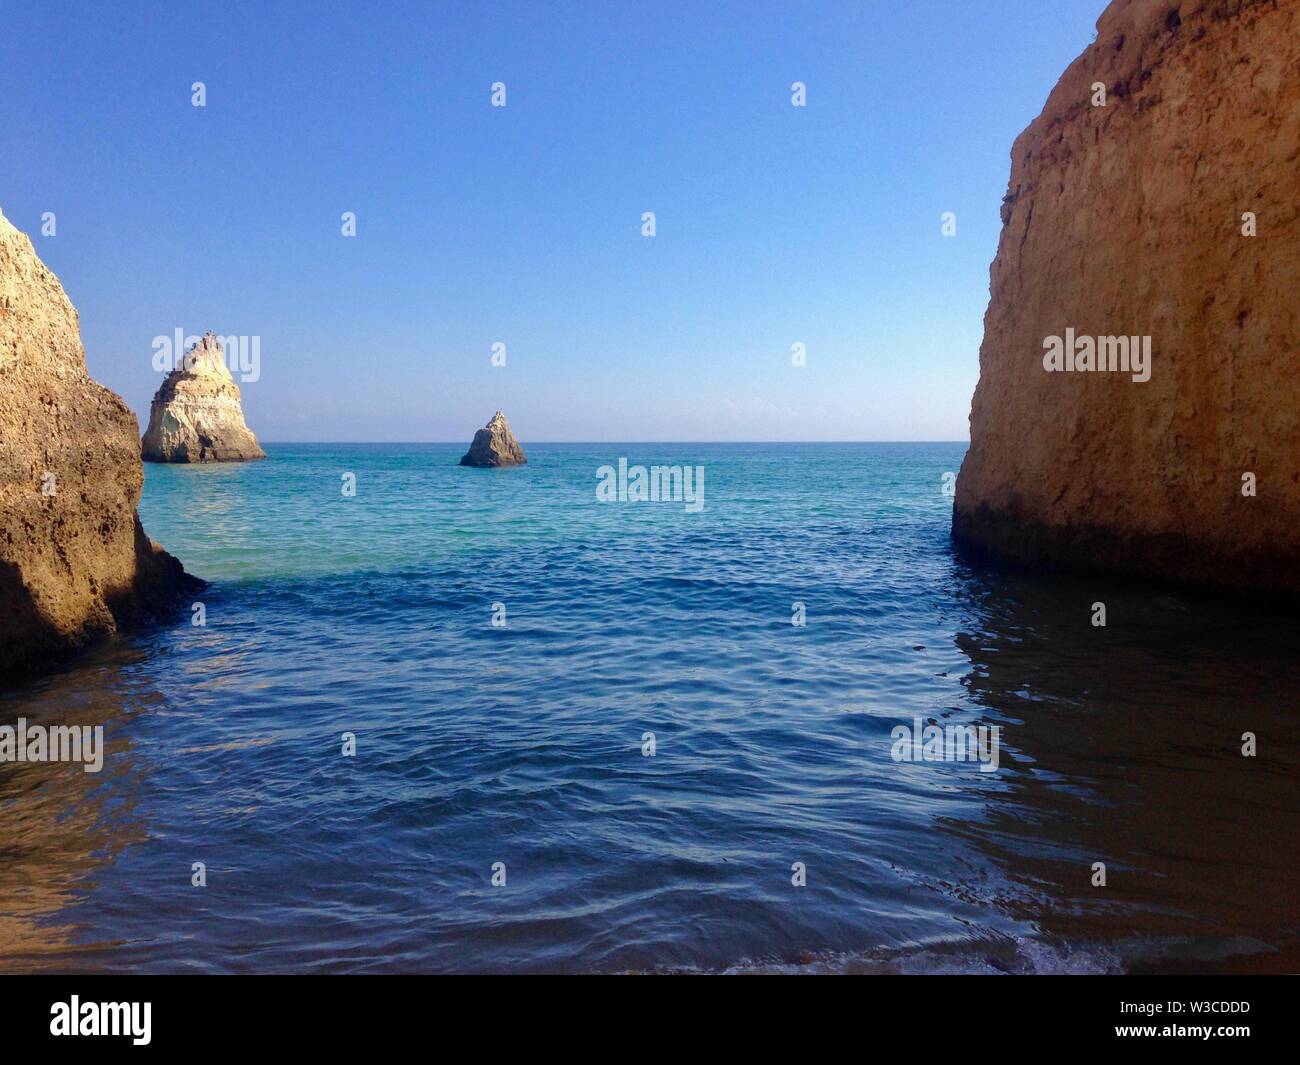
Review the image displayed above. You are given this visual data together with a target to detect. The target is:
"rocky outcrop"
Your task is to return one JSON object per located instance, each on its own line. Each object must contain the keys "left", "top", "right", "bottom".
{"left": 954, "top": 0, "right": 1300, "bottom": 596}
{"left": 141, "top": 333, "right": 266, "bottom": 462}
{"left": 0, "top": 209, "right": 194, "bottom": 680}
{"left": 459, "top": 411, "right": 527, "bottom": 467}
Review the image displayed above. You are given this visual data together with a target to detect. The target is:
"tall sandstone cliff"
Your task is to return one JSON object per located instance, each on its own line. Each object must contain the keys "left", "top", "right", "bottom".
{"left": 954, "top": 0, "right": 1300, "bottom": 595}
{"left": 0, "top": 209, "right": 191, "bottom": 679}
{"left": 141, "top": 332, "right": 266, "bottom": 463}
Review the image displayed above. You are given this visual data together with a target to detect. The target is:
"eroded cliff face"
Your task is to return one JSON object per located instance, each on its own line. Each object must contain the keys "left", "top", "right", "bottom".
{"left": 954, "top": 0, "right": 1300, "bottom": 595}
{"left": 141, "top": 333, "right": 266, "bottom": 463}
{"left": 0, "top": 209, "right": 192, "bottom": 679}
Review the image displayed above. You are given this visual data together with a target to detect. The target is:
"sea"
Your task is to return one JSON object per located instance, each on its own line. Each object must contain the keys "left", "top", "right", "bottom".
{"left": 1, "top": 443, "right": 1297, "bottom": 973}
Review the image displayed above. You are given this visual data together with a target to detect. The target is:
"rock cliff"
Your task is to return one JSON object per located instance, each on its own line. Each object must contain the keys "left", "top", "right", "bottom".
{"left": 141, "top": 333, "right": 266, "bottom": 462}
{"left": 0, "top": 209, "right": 193, "bottom": 679}
{"left": 954, "top": 0, "right": 1300, "bottom": 596}
{"left": 460, "top": 411, "right": 527, "bottom": 467}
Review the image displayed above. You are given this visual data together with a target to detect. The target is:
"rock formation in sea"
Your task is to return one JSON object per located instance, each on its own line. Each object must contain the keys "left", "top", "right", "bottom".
{"left": 954, "top": 0, "right": 1300, "bottom": 596}
{"left": 459, "top": 410, "right": 527, "bottom": 467}
{"left": 141, "top": 332, "right": 266, "bottom": 462}
{"left": 0, "top": 208, "right": 194, "bottom": 679}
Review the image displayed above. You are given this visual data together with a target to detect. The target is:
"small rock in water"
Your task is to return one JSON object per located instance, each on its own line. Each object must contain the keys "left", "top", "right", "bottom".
{"left": 459, "top": 410, "right": 527, "bottom": 468}
{"left": 142, "top": 332, "right": 266, "bottom": 463}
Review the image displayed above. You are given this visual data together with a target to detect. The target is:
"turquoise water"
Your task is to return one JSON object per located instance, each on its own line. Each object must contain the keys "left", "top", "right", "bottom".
{"left": 1, "top": 443, "right": 1298, "bottom": 973}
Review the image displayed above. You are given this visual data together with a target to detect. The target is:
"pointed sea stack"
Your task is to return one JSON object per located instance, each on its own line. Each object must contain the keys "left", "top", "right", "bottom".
{"left": 0, "top": 207, "right": 194, "bottom": 679}
{"left": 954, "top": 0, "right": 1300, "bottom": 597}
{"left": 459, "top": 411, "right": 527, "bottom": 467}
{"left": 142, "top": 332, "right": 266, "bottom": 462}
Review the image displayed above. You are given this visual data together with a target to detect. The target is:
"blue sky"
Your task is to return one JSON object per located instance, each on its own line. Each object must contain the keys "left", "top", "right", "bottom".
{"left": 0, "top": 0, "right": 1106, "bottom": 442}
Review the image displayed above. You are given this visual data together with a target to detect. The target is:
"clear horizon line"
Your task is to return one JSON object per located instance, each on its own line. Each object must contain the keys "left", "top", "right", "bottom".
{"left": 252, "top": 439, "right": 973, "bottom": 446}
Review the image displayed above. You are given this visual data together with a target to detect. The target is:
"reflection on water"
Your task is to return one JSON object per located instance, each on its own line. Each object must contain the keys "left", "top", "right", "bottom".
{"left": 0, "top": 644, "right": 157, "bottom": 968}
{"left": 949, "top": 564, "right": 1300, "bottom": 974}
{"left": 0, "top": 444, "right": 1295, "bottom": 973}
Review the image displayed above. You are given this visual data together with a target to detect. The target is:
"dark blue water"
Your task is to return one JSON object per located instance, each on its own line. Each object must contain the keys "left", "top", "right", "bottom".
{"left": 2, "top": 444, "right": 1297, "bottom": 973}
